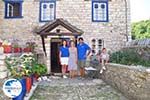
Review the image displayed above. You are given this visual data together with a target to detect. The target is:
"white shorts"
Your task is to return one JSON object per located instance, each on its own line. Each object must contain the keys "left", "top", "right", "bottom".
{"left": 60, "top": 57, "right": 69, "bottom": 65}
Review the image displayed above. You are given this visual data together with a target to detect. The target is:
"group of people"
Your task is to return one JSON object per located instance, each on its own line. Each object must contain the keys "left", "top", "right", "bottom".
{"left": 59, "top": 37, "right": 109, "bottom": 79}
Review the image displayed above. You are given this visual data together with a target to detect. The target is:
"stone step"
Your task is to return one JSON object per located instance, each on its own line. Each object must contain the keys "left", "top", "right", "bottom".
{"left": 0, "top": 55, "right": 5, "bottom": 59}
{"left": 0, "top": 66, "right": 7, "bottom": 71}
{"left": 0, "top": 61, "right": 5, "bottom": 65}
{"left": 0, "top": 71, "right": 8, "bottom": 79}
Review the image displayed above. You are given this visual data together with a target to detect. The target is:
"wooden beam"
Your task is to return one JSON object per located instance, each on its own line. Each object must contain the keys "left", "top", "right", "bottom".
{"left": 41, "top": 35, "right": 47, "bottom": 57}
{"left": 40, "top": 32, "right": 80, "bottom": 36}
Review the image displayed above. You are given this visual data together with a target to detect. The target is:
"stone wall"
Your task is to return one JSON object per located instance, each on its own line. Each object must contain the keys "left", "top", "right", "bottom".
{"left": 125, "top": 39, "right": 150, "bottom": 61}
{"left": 0, "top": 0, "right": 131, "bottom": 52}
{"left": 0, "top": 54, "right": 8, "bottom": 79}
{"left": 0, "top": 0, "right": 131, "bottom": 73}
{"left": 101, "top": 63, "right": 150, "bottom": 100}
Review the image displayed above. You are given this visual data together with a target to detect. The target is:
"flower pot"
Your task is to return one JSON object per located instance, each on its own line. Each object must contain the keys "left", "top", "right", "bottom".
{"left": 14, "top": 48, "right": 22, "bottom": 53}
{"left": 31, "top": 75, "right": 34, "bottom": 85}
{"left": 26, "top": 77, "right": 32, "bottom": 93}
{"left": 34, "top": 73, "right": 39, "bottom": 82}
{"left": 23, "top": 48, "right": 31, "bottom": 53}
{"left": 12, "top": 78, "right": 26, "bottom": 100}
{"left": 3, "top": 45, "right": 12, "bottom": 53}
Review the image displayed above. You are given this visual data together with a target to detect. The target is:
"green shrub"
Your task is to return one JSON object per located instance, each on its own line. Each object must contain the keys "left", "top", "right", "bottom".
{"left": 110, "top": 49, "right": 150, "bottom": 67}
{"left": 32, "top": 64, "right": 47, "bottom": 76}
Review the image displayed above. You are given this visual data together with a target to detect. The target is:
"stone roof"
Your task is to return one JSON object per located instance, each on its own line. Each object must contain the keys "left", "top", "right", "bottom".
{"left": 126, "top": 38, "right": 150, "bottom": 47}
{"left": 35, "top": 18, "right": 84, "bottom": 36}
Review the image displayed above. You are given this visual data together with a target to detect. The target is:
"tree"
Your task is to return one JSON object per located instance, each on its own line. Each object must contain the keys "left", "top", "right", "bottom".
{"left": 131, "top": 19, "right": 150, "bottom": 39}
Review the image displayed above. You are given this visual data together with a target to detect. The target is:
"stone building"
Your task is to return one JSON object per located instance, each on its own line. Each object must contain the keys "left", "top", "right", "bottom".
{"left": 0, "top": 0, "right": 131, "bottom": 73}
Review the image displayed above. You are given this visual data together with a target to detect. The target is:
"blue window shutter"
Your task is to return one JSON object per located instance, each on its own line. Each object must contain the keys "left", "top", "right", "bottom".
{"left": 39, "top": 1, "right": 56, "bottom": 22}
{"left": 92, "top": 0, "right": 109, "bottom": 22}
{"left": 4, "top": 0, "right": 23, "bottom": 19}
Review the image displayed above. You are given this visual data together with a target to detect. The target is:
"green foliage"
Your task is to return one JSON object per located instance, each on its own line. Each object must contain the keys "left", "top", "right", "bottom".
{"left": 5, "top": 53, "right": 48, "bottom": 78}
{"left": 5, "top": 54, "right": 35, "bottom": 78}
{"left": 131, "top": 20, "right": 150, "bottom": 39}
{"left": 110, "top": 49, "right": 150, "bottom": 67}
{"left": 32, "top": 64, "right": 47, "bottom": 76}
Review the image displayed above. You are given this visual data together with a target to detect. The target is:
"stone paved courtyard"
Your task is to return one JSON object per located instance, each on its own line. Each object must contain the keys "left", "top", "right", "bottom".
{"left": 30, "top": 77, "right": 128, "bottom": 100}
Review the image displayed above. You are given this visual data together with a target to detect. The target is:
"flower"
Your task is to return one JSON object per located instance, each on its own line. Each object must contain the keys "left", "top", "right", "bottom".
{"left": 5, "top": 53, "right": 36, "bottom": 79}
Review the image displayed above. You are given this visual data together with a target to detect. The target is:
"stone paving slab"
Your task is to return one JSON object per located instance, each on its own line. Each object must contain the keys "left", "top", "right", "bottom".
{"left": 30, "top": 78, "right": 128, "bottom": 100}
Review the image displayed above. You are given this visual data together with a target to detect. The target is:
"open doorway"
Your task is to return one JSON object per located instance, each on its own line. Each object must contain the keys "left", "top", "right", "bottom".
{"left": 51, "top": 38, "right": 62, "bottom": 73}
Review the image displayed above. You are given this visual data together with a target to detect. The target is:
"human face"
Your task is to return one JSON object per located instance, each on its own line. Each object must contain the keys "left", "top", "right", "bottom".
{"left": 102, "top": 49, "right": 106, "bottom": 53}
{"left": 79, "top": 39, "right": 83, "bottom": 44}
{"left": 70, "top": 41, "right": 75, "bottom": 47}
{"left": 63, "top": 40, "right": 67, "bottom": 46}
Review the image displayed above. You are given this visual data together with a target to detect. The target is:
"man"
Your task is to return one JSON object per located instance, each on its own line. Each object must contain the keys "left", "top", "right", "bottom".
{"left": 77, "top": 37, "right": 91, "bottom": 77}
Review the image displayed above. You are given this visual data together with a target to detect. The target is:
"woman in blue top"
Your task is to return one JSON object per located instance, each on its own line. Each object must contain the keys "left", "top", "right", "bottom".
{"left": 59, "top": 40, "right": 69, "bottom": 78}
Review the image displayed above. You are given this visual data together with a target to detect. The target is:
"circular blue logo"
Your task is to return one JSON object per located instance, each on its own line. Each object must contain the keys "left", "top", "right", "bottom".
{"left": 3, "top": 79, "right": 22, "bottom": 98}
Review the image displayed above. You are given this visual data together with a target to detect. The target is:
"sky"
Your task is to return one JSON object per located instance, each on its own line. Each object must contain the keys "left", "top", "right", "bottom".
{"left": 130, "top": 0, "right": 150, "bottom": 22}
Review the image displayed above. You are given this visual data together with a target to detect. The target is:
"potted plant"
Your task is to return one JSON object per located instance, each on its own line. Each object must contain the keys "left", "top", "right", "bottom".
{"left": 5, "top": 57, "right": 27, "bottom": 100}
{"left": 5, "top": 54, "right": 35, "bottom": 99}
{"left": 32, "top": 63, "right": 47, "bottom": 81}
{"left": 2, "top": 40, "right": 12, "bottom": 53}
{"left": 24, "top": 42, "right": 37, "bottom": 53}
{"left": 13, "top": 44, "right": 22, "bottom": 53}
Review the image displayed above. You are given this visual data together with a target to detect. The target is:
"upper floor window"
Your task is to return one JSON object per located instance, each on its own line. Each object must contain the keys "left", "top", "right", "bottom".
{"left": 92, "top": 0, "right": 108, "bottom": 22}
{"left": 4, "top": 0, "right": 23, "bottom": 18}
{"left": 40, "top": 1, "right": 56, "bottom": 22}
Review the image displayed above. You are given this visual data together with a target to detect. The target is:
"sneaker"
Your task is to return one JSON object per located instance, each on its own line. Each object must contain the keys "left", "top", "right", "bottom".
{"left": 102, "top": 66, "right": 106, "bottom": 70}
{"left": 100, "top": 69, "right": 103, "bottom": 74}
{"left": 77, "top": 76, "right": 84, "bottom": 80}
{"left": 63, "top": 75, "right": 67, "bottom": 79}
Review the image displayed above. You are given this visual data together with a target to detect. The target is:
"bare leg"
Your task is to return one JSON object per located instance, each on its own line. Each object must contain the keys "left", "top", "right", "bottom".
{"left": 62, "top": 65, "right": 67, "bottom": 78}
{"left": 80, "top": 68, "right": 85, "bottom": 77}
{"left": 69, "top": 70, "right": 72, "bottom": 78}
{"left": 74, "top": 70, "right": 77, "bottom": 77}
{"left": 72, "top": 70, "right": 75, "bottom": 78}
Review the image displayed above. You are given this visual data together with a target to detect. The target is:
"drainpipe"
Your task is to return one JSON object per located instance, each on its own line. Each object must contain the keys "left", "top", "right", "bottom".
{"left": 124, "top": 0, "right": 128, "bottom": 41}
{"left": 124, "top": 0, "right": 130, "bottom": 41}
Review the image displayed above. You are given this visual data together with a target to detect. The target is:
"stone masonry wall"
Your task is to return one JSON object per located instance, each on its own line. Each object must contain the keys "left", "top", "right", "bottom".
{"left": 101, "top": 63, "right": 150, "bottom": 100}
{"left": 0, "top": 0, "right": 131, "bottom": 52}
{"left": 0, "top": 0, "right": 131, "bottom": 73}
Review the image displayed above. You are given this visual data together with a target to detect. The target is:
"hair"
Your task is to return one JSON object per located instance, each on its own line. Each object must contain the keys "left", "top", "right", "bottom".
{"left": 102, "top": 48, "right": 106, "bottom": 51}
{"left": 78, "top": 37, "right": 84, "bottom": 41}
{"left": 69, "top": 40, "right": 75, "bottom": 46}
{"left": 62, "top": 39, "right": 67, "bottom": 46}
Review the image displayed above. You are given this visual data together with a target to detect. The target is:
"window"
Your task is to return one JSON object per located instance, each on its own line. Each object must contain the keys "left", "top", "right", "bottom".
{"left": 92, "top": 0, "right": 108, "bottom": 22}
{"left": 40, "top": 1, "right": 56, "bottom": 22}
{"left": 5, "top": 0, "right": 23, "bottom": 18}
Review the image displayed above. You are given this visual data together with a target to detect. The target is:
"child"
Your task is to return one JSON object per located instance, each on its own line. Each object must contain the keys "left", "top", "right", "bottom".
{"left": 99, "top": 48, "right": 109, "bottom": 74}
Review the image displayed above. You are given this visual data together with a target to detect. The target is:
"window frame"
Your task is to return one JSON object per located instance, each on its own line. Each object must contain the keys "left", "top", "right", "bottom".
{"left": 39, "top": 1, "right": 56, "bottom": 22}
{"left": 4, "top": 0, "right": 23, "bottom": 19}
{"left": 92, "top": 0, "right": 109, "bottom": 22}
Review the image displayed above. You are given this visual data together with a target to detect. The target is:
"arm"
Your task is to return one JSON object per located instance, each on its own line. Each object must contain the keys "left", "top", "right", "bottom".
{"left": 86, "top": 44, "right": 91, "bottom": 57}
{"left": 105, "top": 54, "right": 110, "bottom": 63}
{"left": 75, "top": 48, "right": 78, "bottom": 63}
{"left": 59, "top": 47, "right": 62, "bottom": 64}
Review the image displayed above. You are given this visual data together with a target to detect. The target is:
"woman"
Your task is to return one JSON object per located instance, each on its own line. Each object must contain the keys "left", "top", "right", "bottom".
{"left": 59, "top": 40, "right": 69, "bottom": 78}
{"left": 68, "top": 40, "right": 78, "bottom": 78}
